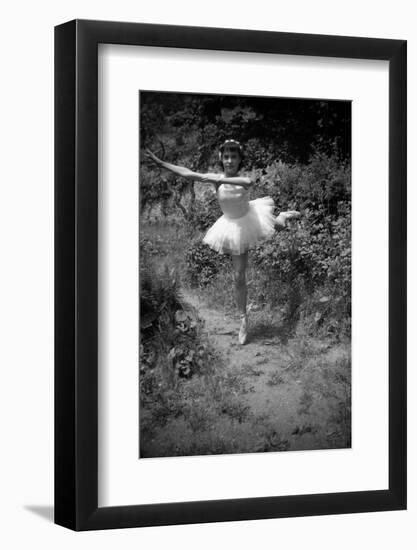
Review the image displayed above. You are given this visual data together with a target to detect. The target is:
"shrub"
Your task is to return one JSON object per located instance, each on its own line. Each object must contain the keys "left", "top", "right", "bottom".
{"left": 144, "top": 152, "right": 351, "bottom": 339}
{"left": 251, "top": 208, "right": 351, "bottom": 336}
{"left": 140, "top": 262, "right": 183, "bottom": 339}
{"left": 252, "top": 152, "right": 351, "bottom": 220}
{"left": 184, "top": 237, "right": 229, "bottom": 287}
{"left": 140, "top": 261, "right": 213, "bottom": 380}
{"left": 186, "top": 190, "right": 222, "bottom": 232}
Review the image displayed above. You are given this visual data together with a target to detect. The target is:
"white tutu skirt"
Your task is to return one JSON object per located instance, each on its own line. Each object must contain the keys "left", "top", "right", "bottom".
{"left": 203, "top": 196, "right": 276, "bottom": 255}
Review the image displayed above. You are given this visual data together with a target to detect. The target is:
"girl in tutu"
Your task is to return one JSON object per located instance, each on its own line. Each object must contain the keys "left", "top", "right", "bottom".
{"left": 145, "top": 140, "right": 300, "bottom": 344}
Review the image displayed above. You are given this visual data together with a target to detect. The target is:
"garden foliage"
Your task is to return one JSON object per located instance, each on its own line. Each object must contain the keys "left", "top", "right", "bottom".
{"left": 181, "top": 152, "right": 351, "bottom": 337}
{"left": 140, "top": 251, "right": 217, "bottom": 384}
{"left": 140, "top": 92, "right": 351, "bottom": 354}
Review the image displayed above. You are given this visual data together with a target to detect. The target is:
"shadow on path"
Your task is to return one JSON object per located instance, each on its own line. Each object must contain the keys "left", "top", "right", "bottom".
{"left": 248, "top": 320, "right": 289, "bottom": 344}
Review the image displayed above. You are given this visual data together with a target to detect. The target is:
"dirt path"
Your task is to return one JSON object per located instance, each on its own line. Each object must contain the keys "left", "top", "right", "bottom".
{"left": 141, "top": 287, "right": 350, "bottom": 457}
{"left": 181, "top": 289, "right": 310, "bottom": 449}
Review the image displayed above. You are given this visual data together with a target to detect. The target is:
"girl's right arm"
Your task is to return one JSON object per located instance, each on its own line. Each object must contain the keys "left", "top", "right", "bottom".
{"left": 145, "top": 149, "right": 198, "bottom": 179}
{"left": 145, "top": 149, "right": 224, "bottom": 184}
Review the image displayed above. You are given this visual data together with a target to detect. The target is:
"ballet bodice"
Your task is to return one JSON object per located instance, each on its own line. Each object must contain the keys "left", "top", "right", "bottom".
{"left": 217, "top": 183, "right": 250, "bottom": 219}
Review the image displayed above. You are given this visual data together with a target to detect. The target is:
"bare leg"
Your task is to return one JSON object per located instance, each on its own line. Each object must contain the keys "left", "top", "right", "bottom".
{"left": 231, "top": 252, "right": 249, "bottom": 344}
{"left": 231, "top": 252, "right": 248, "bottom": 315}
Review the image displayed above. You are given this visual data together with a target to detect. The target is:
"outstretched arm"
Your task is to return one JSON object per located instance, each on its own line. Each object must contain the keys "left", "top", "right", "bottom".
{"left": 197, "top": 173, "right": 252, "bottom": 189}
{"left": 145, "top": 149, "right": 252, "bottom": 189}
{"left": 145, "top": 149, "right": 197, "bottom": 179}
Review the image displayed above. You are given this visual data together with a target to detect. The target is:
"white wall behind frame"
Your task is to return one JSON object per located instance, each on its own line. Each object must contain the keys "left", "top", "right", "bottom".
{"left": 0, "top": 1, "right": 415, "bottom": 549}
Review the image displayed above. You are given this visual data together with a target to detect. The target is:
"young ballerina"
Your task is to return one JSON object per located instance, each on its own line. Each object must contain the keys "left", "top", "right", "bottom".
{"left": 145, "top": 139, "right": 300, "bottom": 344}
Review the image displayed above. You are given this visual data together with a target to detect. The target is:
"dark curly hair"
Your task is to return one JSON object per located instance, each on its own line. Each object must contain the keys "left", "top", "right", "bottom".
{"left": 218, "top": 139, "right": 244, "bottom": 170}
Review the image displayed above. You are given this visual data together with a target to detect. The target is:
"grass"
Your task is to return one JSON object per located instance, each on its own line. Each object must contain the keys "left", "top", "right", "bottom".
{"left": 140, "top": 358, "right": 270, "bottom": 457}
{"left": 266, "top": 372, "right": 285, "bottom": 386}
{"left": 139, "top": 218, "right": 352, "bottom": 457}
{"left": 140, "top": 219, "right": 192, "bottom": 277}
{"left": 292, "top": 348, "right": 352, "bottom": 448}
{"left": 140, "top": 329, "right": 351, "bottom": 456}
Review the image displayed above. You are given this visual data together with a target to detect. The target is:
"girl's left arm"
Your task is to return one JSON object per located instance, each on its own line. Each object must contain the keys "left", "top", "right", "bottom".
{"left": 197, "top": 174, "right": 252, "bottom": 189}
{"left": 217, "top": 176, "right": 252, "bottom": 189}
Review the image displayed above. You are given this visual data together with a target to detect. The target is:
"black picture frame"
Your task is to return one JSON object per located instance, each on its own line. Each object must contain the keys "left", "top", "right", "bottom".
{"left": 55, "top": 19, "right": 407, "bottom": 531}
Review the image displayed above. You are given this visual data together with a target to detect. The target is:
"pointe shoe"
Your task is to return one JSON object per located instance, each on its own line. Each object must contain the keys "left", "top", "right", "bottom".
{"left": 284, "top": 210, "right": 301, "bottom": 220}
{"left": 275, "top": 210, "right": 301, "bottom": 228}
{"left": 238, "top": 314, "right": 248, "bottom": 345}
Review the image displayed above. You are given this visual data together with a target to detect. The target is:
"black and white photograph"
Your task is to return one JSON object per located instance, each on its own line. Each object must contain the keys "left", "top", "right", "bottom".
{"left": 0, "top": 0, "right": 411, "bottom": 541}
{"left": 139, "top": 91, "right": 351, "bottom": 458}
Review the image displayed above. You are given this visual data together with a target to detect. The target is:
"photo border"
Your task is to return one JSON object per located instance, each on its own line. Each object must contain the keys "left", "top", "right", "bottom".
{"left": 54, "top": 19, "right": 406, "bottom": 530}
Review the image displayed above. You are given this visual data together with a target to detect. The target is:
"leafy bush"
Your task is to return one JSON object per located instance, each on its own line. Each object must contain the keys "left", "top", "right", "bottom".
{"left": 252, "top": 206, "right": 350, "bottom": 288}
{"left": 139, "top": 235, "right": 160, "bottom": 256}
{"left": 140, "top": 260, "right": 214, "bottom": 380}
{"left": 184, "top": 153, "right": 350, "bottom": 329}
{"left": 140, "top": 262, "right": 182, "bottom": 335}
{"left": 184, "top": 237, "right": 229, "bottom": 287}
{"left": 186, "top": 190, "right": 222, "bottom": 232}
{"left": 143, "top": 151, "right": 351, "bottom": 339}
{"left": 245, "top": 152, "right": 350, "bottom": 221}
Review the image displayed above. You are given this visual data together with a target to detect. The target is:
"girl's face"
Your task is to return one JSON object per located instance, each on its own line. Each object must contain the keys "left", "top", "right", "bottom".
{"left": 221, "top": 148, "right": 241, "bottom": 177}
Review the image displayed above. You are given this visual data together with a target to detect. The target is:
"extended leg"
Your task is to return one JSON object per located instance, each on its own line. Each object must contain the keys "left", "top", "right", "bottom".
{"left": 275, "top": 210, "right": 301, "bottom": 231}
{"left": 231, "top": 252, "right": 249, "bottom": 344}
